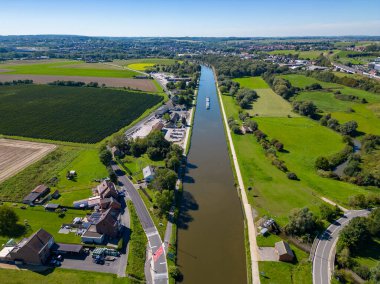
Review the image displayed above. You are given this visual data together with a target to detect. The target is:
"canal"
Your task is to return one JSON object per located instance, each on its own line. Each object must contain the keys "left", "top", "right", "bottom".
{"left": 177, "top": 66, "right": 247, "bottom": 283}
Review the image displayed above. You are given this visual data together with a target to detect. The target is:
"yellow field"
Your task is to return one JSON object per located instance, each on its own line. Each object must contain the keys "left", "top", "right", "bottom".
{"left": 127, "top": 63, "right": 156, "bottom": 71}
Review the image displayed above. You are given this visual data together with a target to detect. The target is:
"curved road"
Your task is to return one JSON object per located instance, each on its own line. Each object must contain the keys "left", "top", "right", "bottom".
{"left": 111, "top": 162, "right": 168, "bottom": 284}
{"left": 312, "top": 209, "right": 370, "bottom": 284}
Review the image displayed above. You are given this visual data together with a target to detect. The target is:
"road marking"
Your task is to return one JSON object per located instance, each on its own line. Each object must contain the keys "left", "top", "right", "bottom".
{"left": 147, "top": 231, "right": 159, "bottom": 237}
{"left": 159, "top": 262, "right": 166, "bottom": 265}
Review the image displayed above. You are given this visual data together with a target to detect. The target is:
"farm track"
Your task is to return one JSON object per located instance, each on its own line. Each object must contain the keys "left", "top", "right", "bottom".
{"left": 0, "top": 139, "right": 56, "bottom": 182}
{"left": 0, "top": 74, "right": 157, "bottom": 92}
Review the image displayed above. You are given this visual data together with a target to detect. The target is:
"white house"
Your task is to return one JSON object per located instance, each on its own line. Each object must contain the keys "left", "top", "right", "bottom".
{"left": 143, "top": 166, "right": 155, "bottom": 182}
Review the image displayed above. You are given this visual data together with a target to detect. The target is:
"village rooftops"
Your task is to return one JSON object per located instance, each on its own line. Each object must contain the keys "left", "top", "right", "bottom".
{"left": 275, "top": 241, "right": 295, "bottom": 262}
{"left": 97, "top": 180, "right": 118, "bottom": 199}
{"left": 23, "top": 184, "right": 50, "bottom": 204}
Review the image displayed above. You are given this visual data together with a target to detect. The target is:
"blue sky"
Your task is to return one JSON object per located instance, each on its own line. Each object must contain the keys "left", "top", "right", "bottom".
{"left": 0, "top": 0, "right": 379, "bottom": 37}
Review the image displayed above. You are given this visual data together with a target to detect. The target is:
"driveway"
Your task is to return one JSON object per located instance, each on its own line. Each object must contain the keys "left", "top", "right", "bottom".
{"left": 60, "top": 253, "right": 121, "bottom": 274}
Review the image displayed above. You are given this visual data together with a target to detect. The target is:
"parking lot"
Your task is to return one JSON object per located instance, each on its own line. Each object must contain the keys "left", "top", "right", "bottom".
{"left": 59, "top": 253, "right": 121, "bottom": 274}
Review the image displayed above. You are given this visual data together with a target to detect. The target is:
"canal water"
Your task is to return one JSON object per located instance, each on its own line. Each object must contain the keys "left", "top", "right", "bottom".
{"left": 177, "top": 66, "right": 247, "bottom": 283}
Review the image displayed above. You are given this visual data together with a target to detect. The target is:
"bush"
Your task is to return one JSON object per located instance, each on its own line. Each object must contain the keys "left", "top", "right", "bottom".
{"left": 353, "top": 265, "right": 371, "bottom": 280}
{"left": 315, "top": 156, "right": 331, "bottom": 171}
{"left": 285, "top": 207, "right": 318, "bottom": 237}
{"left": 231, "top": 125, "right": 241, "bottom": 134}
{"left": 169, "top": 265, "right": 183, "bottom": 281}
{"left": 287, "top": 172, "right": 298, "bottom": 180}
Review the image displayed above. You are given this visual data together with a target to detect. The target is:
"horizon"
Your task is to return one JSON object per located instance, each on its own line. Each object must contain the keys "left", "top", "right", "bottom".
{"left": 0, "top": 0, "right": 379, "bottom": 37}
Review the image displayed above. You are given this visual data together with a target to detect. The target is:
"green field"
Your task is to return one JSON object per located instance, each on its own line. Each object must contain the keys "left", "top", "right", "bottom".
{"left": 0, "top": 203, "right": 87, "bottom": 244}
{"left": 0, "top": 85, "right": 162, "bottom": 143}
{"left": 221, "top": 94, "right": 373, "bottom": 225}
{"left": 52, "top": 148, "right": 109, "bottom": 207}
{"left": 279, "top": 74, "right": 339, "bottom": 89}
{"left": 268, "top": 50, "right": 324, "bottom": 60}
{"left": 0, "top": 60, "right": 138, "bottom": 78}
{"left": 232, "top": 77, "right": 295, "bottom": 117}
{"left": 233, "top": 76, "right": 270, "bottom": 89}
{"left": 285, "top": 74, "right": 380, "bottom": 135}
{"left": 0, "top": 268, "right": 129, "bottom": 284}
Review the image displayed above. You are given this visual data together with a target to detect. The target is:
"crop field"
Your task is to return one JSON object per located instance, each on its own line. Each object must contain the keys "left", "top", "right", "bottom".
{"left": 0, "top": 85, "right": 163, "bottom": 143}
{"left": 0, "top": 60, "right": 139, "bottom": 78}
{"left": 0, "top": 139, "right": 56, "bottom": 183}
{"left": 127, "top": 63, "right": 156, "bottom": 71}
{"left": 0, "top": 74, "right": 157, "bottom": 92}
{"left": 0, "top": 146, "right": 80, "bottom": 202}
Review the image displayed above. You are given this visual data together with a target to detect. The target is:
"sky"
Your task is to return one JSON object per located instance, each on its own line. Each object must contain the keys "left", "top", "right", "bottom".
{"left": 0, "top": 0, "right": 379, "bottom": 37}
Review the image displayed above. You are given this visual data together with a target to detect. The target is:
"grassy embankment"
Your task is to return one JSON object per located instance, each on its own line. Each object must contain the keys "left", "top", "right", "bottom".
{"left": 126, "top": 201, "right": 147, "bottom": 281}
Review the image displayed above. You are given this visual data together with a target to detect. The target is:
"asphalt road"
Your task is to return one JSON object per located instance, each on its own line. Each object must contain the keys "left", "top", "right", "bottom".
{"left": 312, "top": 209, "right": 370, "bottom": 284}
{"left": 111, "top": 162, "right": 168, "bottom": 284}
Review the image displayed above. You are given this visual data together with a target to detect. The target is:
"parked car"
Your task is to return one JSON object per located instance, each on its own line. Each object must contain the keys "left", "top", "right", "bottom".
{"left": 93, "top": 256, "right": 105, "bottom": 265}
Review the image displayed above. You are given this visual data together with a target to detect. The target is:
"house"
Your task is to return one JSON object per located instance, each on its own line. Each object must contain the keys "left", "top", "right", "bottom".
{"left": 143, "top": 166, "right": 155, "bottom": 182}
{"left": 23, "top": 185, "right": 50, "bottom": 204}
{"left": 51, "top": 243, "right": 83, "bottom": 255}
{"left": 100, "top": 197, "right": 121, "bottom": 211}
{"left": 96, "top": 180, "right": 118, "bottom": 199}
{"left": 81, "top": 209, "right": 121, "bottom": 243}
{"left": 170, "top": 112, "right": 180, "bottom": 123}
{"left": 275, "top": 241, "right": 294, "bottom": 262}
{"left": 10, "top": 229, "right": 54, "bottom": 265}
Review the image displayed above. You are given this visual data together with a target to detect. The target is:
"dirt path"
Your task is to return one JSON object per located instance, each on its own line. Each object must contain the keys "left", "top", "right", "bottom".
{"left": 0, "top": 139, "right": 56, "bottom": 182}
{"left": 215, "top": 69, "right": 261, "bottom": 284}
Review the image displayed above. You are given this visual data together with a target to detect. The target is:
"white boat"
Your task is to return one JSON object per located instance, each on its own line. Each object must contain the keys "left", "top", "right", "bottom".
{"left": 206, "top": 100, "right": 210, "bottom": 109}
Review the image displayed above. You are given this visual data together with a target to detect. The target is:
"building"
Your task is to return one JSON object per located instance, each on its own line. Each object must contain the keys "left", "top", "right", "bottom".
{"left": 143, "top": 166, "right": 155, "bottom": 182}
{"left": 81, "top": 209, "right": 121, "bottom": 244}
{"left": 51, "top": 243, "right": 83, "bottom": 255}
{"left": 152, "top": 121, "right": 164, "bottom": 132}
{"left": 44, "top": 203, "right": 59, "bottom": 211}
{"left": 275, "top": 241, "right": 295, "bottom": 262}
{"left": 97, "top": 180, "right": 118, "bottom": 199}
{"left": 10, "top": 229, "right": 54, "bottom": 265}
{"left": 100, "top": 197, "right": 121, "bottom": 211}
{"left": 23, "top": 185, "right": 50, "bottom": 204}
{"left": 155, "top": 105, "right": 169, "bottom": 117}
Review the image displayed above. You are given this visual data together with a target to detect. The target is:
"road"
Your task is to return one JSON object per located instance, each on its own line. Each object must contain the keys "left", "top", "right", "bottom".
{"left": 111, "top": 162, "right": 168, "bottom": 284}
{"left": 312, "top": 209, "right": 370, "bottom": 284}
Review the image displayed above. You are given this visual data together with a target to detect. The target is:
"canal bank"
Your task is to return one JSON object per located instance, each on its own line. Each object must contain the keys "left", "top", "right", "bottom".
{"left": 177, "top": 66, "right": 247, "bottom": 283}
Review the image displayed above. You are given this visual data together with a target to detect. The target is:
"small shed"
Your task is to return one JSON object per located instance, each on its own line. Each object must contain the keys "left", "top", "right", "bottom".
{"left": 143, "top": 166, "right": 155, "bottom": 182}
{"left": 275, "top": 241, "right": 294, "bottom": 262}
{"left": 44, "top": 203, "right": 59, "bottom": 211}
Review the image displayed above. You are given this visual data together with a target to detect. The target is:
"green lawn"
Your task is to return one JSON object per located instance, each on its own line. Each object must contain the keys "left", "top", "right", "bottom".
{"left": 259, "top": 260, "right": 312, "bottom": 284}
{"left": 126, "top": 201, "right": 147, "bottom": 280}
{"left": 53, "top": 149, "right": 108, "bottom": 207}
{"left": 0, "top": 60, "right": 139, "bottom": 78}
{"left": 0, "top": 203, "right": 88, "bottom": 244}
{"left": 121, "top": 154, "right": 165, "bottom": 181}
{"left": 0, "top": 85, "right": 162, "bottom": 143}
{"left": 253, "top": 89, "right": 296, "bottom": 117}
{"left": 233, "top": 76, "right": 270, "bottom": 89}
{"left": 0, "top": 268, "right": 129, "bottom": 284}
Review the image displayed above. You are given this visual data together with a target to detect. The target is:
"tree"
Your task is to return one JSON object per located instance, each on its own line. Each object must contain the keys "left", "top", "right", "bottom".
{"left": 99, "top": 149, "right": 112, "bottom": 165}
{"left": 244, "top": 118, "right": 258, "bottom": 131}
{"left": 337, "top": 217, "right": 370, "bottom": 252}
{"left": 371, "top": 263, "right": 380, "bottom": 283}
{"left": 336, "top": 247, "right": 352, "bottom": 268}
{"left": 109, "top": 133, "right": 129, "bottom": 153}
{"left": 231, "top": 125, "right": 241, "bottom": 134}
{"left": 169, "top": 265, "right": 183, "bottom": 281}
{"left": 285, "top": 207, "right": 318, "bottom": 236}
{"left": 0, "top": 206, "right": 19, "bottom": 236}
{"left": 368, "top": 208, "right": 380, "bottom": 237}
{"left": 320, "top": 204, "right": 342, "bottom": 222}
{"left": 315, "top": 156, "right": 331, "bottom": 171}
{"left": 154, "top": 190, "right": 174, "bottom": 217}
{"left": 339, "top": 120, "right": 358, "bottom": 136}
{"left": 153, "top": 168, "right": 177, "bottom": 191}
